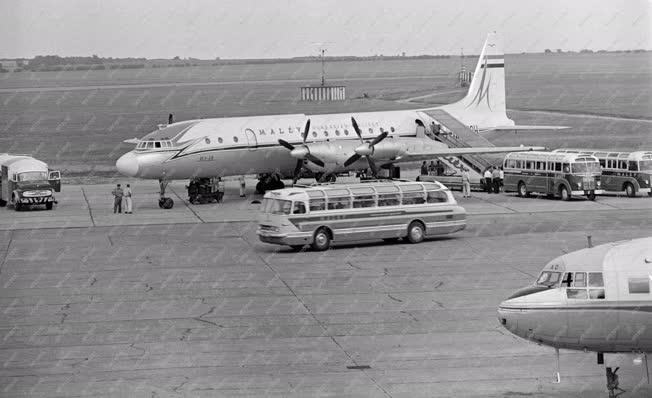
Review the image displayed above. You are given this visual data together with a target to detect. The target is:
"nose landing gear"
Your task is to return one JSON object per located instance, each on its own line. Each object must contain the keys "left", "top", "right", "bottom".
{"left": 158, "top": 179, "right": 174, "bottom": 209}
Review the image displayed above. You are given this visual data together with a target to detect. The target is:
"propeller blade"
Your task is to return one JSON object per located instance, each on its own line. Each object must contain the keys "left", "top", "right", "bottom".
{"left": 367, "top": 157, "right": 379, "bottom": 178}
{"left": 302, "top": 119, "right": 311, "bottom": 143}
{"left": 343, "top": 153, "right": 362, "bottom": 167}
{"left": 351, "top": 117, "right": 363, "bottom": 142}
{"left": 369, "top": 131, "right": 388, "bottom": 147}
{"left": 293, "top": 159, "right": 303, "bottom": 182}
{"left": 278, "top": 139, "right": 295, "bottom": 151}
{"left": 305, "top": 154, "right": 325, "bottom": 168}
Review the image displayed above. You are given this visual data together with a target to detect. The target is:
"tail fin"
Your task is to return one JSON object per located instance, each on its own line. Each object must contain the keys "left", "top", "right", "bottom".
{"left": 441, "top": 32, "right": 514, "bottom": 129}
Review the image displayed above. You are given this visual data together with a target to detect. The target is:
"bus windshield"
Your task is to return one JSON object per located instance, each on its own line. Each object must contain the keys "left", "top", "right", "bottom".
{"left": 571, "top": 162, "right": 601, "bottom": 174}
{"left": 640, "top": 160, "right": 652, "bottom": 172}
{"left": 17, "top": 171, "right": 48, "bottom": 181}
{"left": 262, "top": 198, "right": 292, "bottom": 215}
{"left": 536, "top": 271, "right": 561, "bottom": 287}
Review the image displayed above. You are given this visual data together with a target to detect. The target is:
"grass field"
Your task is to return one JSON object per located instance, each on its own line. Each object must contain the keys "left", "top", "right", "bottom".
{"left": 0, "top": 52, "right": 650, "bottom": 178}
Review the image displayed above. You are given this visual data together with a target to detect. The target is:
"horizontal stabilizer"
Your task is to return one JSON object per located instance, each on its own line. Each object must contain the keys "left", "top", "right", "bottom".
{"left": 480, "top": 125, "right": 570, "bottom": 133}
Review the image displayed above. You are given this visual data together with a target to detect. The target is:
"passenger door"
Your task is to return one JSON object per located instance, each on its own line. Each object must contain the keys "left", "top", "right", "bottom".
{"left": 48, "top": 170, "right": 61, "bottom": 192}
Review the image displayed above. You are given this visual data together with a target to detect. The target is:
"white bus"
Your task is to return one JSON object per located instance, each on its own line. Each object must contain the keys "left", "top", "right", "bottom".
{"left": 553, "top": 149, "right": 652, "bottom": 197}
{"left": 257, "top": 180, "right": 467, "bottom": 251}
{"left": 503, "top": 151, "right": 603, "bottom": 200}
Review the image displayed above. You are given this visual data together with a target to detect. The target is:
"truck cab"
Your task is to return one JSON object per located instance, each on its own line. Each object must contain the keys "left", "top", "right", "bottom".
{"left": 0, "top": 154, "right": 60, "bottom": 211}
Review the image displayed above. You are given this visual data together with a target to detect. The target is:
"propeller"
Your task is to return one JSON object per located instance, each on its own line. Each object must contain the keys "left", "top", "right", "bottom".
{"left": 343, "top": 117, "right": 388, "bottom": 177}
{"left": 278, "top": 119, "right": 324, "bottom": 183}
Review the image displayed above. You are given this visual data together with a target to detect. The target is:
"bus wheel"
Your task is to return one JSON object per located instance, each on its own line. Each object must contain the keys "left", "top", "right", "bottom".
{"left": 560, "top": 186, "right": 570, "bottom": 201}
{"left": 46, "top": 202, "right": 53, "bottom": 210}
{"left": 407, "top": 221, "right": 425, "bottom": 244}
{"left": 586, "top": 192, "right": 596, "bottom": 201}
{"left": 517, "top": 182, "right": 528, "bottom": 197}
{"left": 624, "top": 183, "right": 635, "bottom": 197}
{"left": 311, "top": 227, "right": 331, "bottom": 251}
{"left": 14, "top": 203, "right": 21, "bottom": 211}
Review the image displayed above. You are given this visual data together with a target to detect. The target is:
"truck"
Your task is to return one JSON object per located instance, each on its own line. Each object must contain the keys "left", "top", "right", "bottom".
{"left": 0, "top": 154, "right": 61, "bottom": 211}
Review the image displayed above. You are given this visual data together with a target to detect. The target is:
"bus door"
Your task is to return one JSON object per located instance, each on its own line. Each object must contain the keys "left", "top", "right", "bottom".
{"left": 48, "top": 170, "right": 61, "bottom": 192}
{"left": 244, "top": 128, "right": 257, "bottom": 151}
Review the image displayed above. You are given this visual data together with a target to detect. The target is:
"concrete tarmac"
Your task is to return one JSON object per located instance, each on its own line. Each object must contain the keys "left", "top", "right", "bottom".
{"left": 1, "top": 183, "right": 652, "bottom": 397}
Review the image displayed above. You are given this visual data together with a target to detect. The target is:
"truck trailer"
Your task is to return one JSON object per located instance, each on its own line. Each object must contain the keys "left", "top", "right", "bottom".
{"left": 0, "top": 154, "right": 61, "bottom": 211}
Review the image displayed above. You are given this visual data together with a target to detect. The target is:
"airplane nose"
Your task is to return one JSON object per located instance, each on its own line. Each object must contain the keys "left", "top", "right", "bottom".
{"left": 116, "top": 152, "right": 140, "bottom": 177}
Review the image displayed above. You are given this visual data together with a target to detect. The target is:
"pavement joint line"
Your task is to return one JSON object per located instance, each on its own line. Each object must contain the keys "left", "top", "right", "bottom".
{"left": 464, "top": 239, "right": 537, "bottom": 279}
{"left": 470, "top": 194, "right": 518, "bottom": 213}
{"left": 168, "top": 186, "right": 205, "bottom": 223}
{"left": 0, "top": 230, "right": 13, "bottom": 275}
{"left": 252, "top": 242, "right": 393, "bottom": 398}
{"left": 80, "top": 187, "right": 96, "bottom": 227}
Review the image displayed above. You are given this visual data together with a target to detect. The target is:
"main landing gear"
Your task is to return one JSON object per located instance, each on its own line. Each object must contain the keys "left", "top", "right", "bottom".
{"left": 158, "top": 179, "right": 174, "bottom": 209}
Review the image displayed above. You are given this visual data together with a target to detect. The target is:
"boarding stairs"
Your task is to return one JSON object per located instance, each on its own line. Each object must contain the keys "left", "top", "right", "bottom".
{"left": 420, "top": 109, "right": 499, "bottom": 176}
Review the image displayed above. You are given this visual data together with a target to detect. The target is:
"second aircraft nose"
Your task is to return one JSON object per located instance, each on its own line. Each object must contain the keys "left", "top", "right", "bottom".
{"left": 116, "top": 151, "right": 140, "bottom": 177}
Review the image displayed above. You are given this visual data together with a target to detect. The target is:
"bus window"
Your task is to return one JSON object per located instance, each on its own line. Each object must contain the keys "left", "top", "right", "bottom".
{"left": 640, "top": 159, "right": 652, "bottom": 171}
{"left": 567, "top": 289, "right": 588, "bottom": 299}
{"left": 378, "top": 194, "right": 400, "bottom": 206}
{"left": 146, "top": 141, "right": 154, "bottom": 149}
{"left": 328, "top": 197, "right": 351, "bottom": 210}
{"left": 353, "top": 195, "right": 375, "bottom": 208}
{"left": 293, "top": 201, "right": 306, "bottom": 214}
{"left": 628, "top": 161, "right": 638, "bottom": 171}
{"left": 563, "top": 164, "right": 570, "bottom": 173}
{"left": 262, "top": 198, "right": 292, "bottom": 215}
{"left": 555, "top": 162, "right": 562, "bottom": 171}
{"left": 573, "top": 272, "right": 586, "bottom": 287}
{"left": 618, "top": 160, "right": 627, "bottom": 169}
{"left": 598, "top": 159, "right": 605, "bottom": 167}
{"left": 402, "top": 192, "right": 426, "bottom": 205}
{"left": 426, "top": 191, "right": 448, "bottom": 203}
{"left": 526, "top": 161, "right": 534, "bottom": 170}
{"left": 155, "top": 142, "right": 161, "bottom": 148}
{"left": 309, "top": 198, "right": 326, "bottom": 211}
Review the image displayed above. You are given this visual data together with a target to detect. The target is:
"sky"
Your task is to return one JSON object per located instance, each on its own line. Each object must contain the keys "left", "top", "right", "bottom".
{"left": 1, "top": 0, "right": 651, "bottom": 59}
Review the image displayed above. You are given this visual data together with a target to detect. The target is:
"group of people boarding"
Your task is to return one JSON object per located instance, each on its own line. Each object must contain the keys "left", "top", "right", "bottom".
{"left": 483, "top": 166, "right": 504, "bottom": 194}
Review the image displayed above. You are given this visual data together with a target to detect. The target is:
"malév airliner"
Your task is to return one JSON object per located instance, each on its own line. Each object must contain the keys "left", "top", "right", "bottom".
{"left": 116, "top": 33, "right": 562, "bottom": 208}
{"left": 498, "top": 236, "right": 652, "bottom": 396}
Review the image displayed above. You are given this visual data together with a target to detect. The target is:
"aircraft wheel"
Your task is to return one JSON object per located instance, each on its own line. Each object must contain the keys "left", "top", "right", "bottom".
{"left": 46, "top": 202, "right": 53, "bottom": 210}
{"left": 406, "top": 221, "right": 425, "bottom": 244}
{"left": 256, "top": 181, "right": 266, "bottom": 195}
{"left": 560, "top": 185, "right": 570, "bottom": 201}
{"left": 624, "top": 183, "right": 635, "bottom": 198}
{"left": 517, "top": 182, "right": 529, "bottom": 197}
{"left": 311, "top": 227, "right": 331, "bottom": 251}
{"left": 162, "top": 197, "right": 174, "bottom": 209}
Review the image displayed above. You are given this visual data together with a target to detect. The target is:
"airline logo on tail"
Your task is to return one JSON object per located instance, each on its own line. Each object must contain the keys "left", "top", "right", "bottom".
{"left": 465, "top": 54, "right": 504, "bottom": 111}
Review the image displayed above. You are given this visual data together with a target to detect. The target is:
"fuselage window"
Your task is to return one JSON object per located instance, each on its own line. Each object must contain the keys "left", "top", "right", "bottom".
{"left": 390, "top": 127, "right": 395, "bottom": 132}
{"left": 324, "top": 131, "right": 328, "bottom": 137}
{"left": 218, "top": 137, "right": 223, "bottom": 144}
{"left": 368, "top": 128, "right": 373, "bottom": 134}
{"left": 588, "top": 272, "right": 604, "bottom": 287}
{"left": 536, "top": 271, "right": 561, "bottom": 287}
{"left": 628, "top": 278, "right": 650, "bottom": 294}
{"left": 312, "top": 131, "right": 317, "bottom": 138}
{"left": 335, "top": 130, "right": 340, "bottom": 136}
{"left": 204, "top": 138, "right": 210, "bottom": 144}
{"left": 567, "top": 289, "right": 588, "bottom": 299}
{"left": 233, "top": 136, "right": 239, "bottom": 143}
{"left": 344, "top": 129, "right": 349, "bottom": 136}
{"left": 573, "top": 272, "right": 586, "bottom": 287}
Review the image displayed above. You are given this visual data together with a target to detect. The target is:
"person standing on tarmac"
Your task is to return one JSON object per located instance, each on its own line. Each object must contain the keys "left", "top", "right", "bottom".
{"left": 238, "top": 175, "right": 246, "bottom": 198}
{"left": 492, "top": 167, "right": 501, "bottom": 193}
{"left": 461, "top": 167, "right": 471, "bottom": 198}
{"left": 483, "top": 168, "right": 493, "bottom": 193}
{"left": 420, "top": 161, "right": 428, "bottom": 176}
{"left": 499, "top": 166, "right": 505, "bottom": 191}
{"left": 112, "top": 184, "right": 124, "bottom": 213}
{"left": 124, "top": 184, "right": 133, "bottom": 214}
{"left": 217, "top": 177, "right": 225, "bottom": 203}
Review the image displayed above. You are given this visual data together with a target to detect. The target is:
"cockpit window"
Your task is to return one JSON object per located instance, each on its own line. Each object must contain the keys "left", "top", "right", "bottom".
{"left": 573, "top": 272, "right": 586, "bottom": 287}
{"left": 565, "top": 271, "right": 605, "bottom": 299}
{"left": 588, "top": 272, "right": 604, "bottom": 287}
{"left": 536, "top": 271, "right": 561, "bottom": 287}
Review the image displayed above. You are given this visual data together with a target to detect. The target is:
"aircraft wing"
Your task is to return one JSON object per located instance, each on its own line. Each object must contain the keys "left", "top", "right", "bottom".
{"left": 479, "top": 125, "right": 570, "bottom": 133}
{"left": 390, "top": 146, "right": 546, "bottom": 164}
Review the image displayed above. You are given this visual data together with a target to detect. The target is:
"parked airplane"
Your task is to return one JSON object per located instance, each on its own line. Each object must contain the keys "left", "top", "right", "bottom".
{"left": 116, "top": 33, "right": 561, "bottom": 209}
{"left": 498, "top": 236, "right": 652, "bottom": 397}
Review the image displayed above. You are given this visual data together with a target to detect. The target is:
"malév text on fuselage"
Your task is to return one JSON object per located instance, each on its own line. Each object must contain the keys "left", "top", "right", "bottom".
{"left": 116, "top": 33, "right": 561, "bottom": 208}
